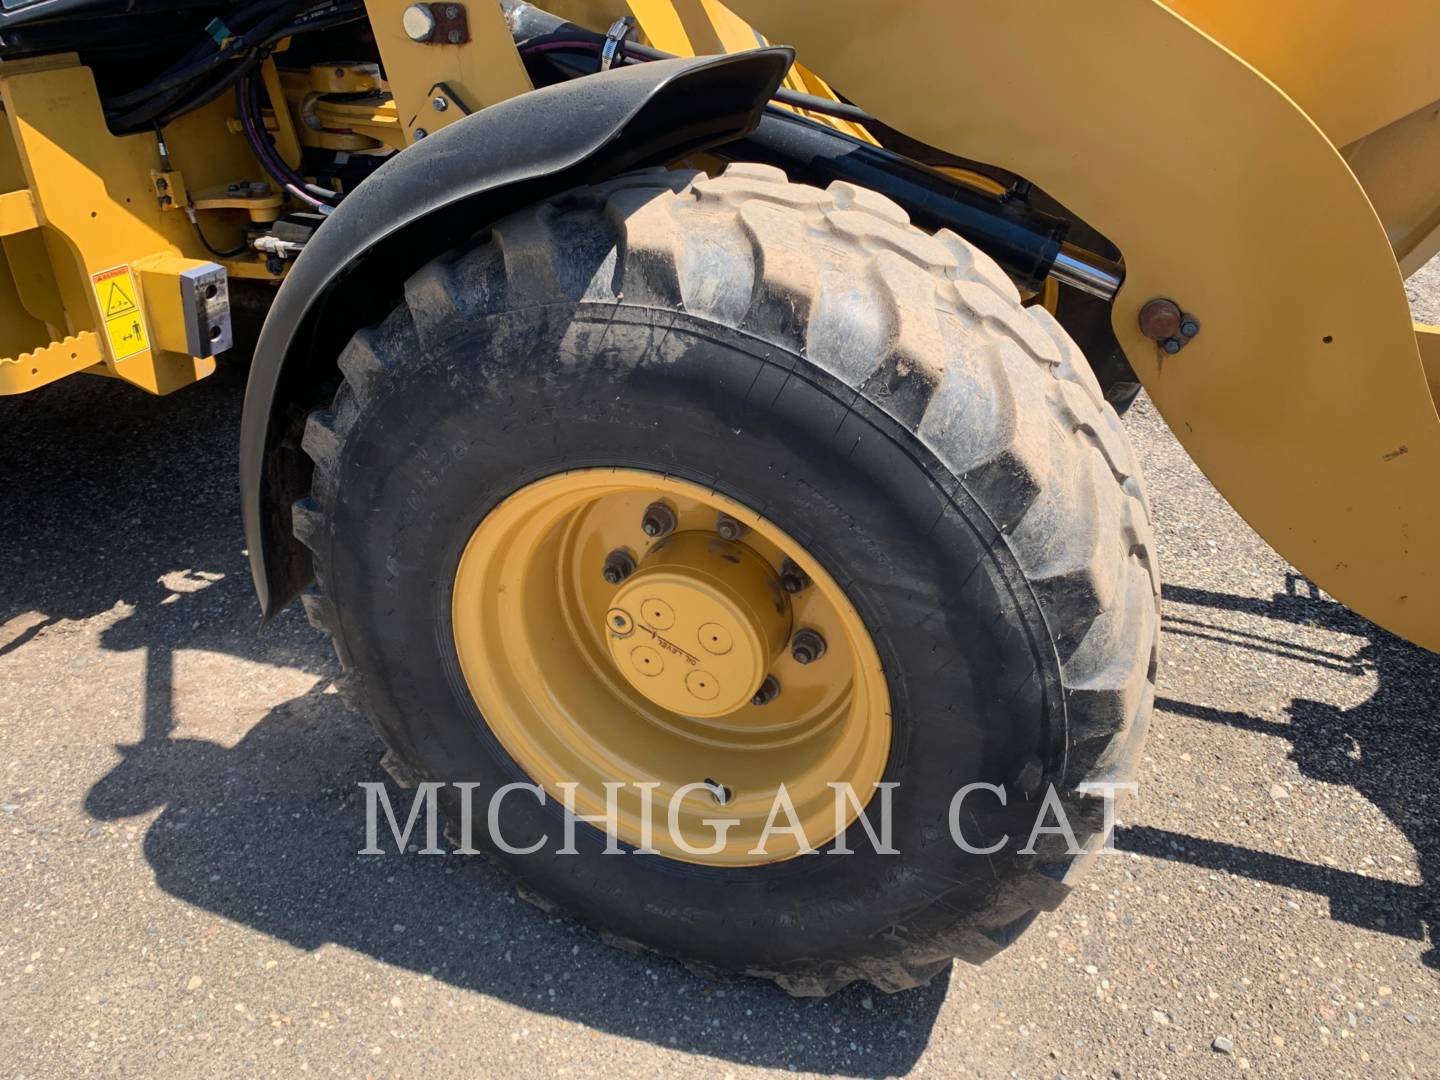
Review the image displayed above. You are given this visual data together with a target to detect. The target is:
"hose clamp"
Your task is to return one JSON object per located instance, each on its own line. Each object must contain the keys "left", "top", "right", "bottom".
{"left": 600, "top": 16, "right": 637, "bottom": 72}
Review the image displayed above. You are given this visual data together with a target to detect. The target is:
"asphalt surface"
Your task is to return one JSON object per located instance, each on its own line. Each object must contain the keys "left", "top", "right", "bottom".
{"left": 2, "top": 270, "right": 1439, "bottom": 1080}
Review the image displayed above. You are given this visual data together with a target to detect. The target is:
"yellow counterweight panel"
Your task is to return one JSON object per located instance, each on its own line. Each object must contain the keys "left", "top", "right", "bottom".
{"left": 721, "top": 0, "right": 1440, "bottom": 651}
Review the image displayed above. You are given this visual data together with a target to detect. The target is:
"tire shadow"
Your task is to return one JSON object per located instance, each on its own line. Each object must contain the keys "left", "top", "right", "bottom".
{"left": 81, "top": 665, "right": 945, "bottom": 1073}
{"left": 2, "top": 344, "right": 943, "bottom": 1076}
{"left": 1118, "top": 580, "right": 1440, "bottom": 970}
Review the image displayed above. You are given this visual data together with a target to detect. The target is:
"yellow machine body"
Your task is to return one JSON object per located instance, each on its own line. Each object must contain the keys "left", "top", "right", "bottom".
{"left": 639, "top": 0, "right": 1440, "bottom": 653}
{"left": 2, "top": 0, "right": 1439, "bottom": 654}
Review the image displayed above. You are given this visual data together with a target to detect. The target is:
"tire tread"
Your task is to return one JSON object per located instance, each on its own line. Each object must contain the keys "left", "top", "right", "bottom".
{"left": 292, "top": 165, "right": 1159, "bottom": 997}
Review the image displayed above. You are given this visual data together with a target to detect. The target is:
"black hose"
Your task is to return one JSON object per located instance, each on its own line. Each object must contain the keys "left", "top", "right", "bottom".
{"left": 519, "top": 31, "right": 1072, "bottom": 293}
{"left": 106, "top": 0, "right": 304, "bottom": 112}
{"left": 107, "top": 1, "right": 364, "bottom": 132}
{"left": 599, "top": 38, "right": 876, "bottom": 123}
{"left": 517, "top": 33, "right": 877, "bottom": 126}
{"left": 155, "top": 56, "right": 261, "bottom": 127}
{"left": 191, "top": 215, "right": 250, "bottom": 259}
{"left": 236, "top": 74, "right": 337, "bottom": 212}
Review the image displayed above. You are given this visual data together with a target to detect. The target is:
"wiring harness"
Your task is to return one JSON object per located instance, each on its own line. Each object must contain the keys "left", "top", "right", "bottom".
{"left": 105, "top": 0, "right": 363, "bottom": 134}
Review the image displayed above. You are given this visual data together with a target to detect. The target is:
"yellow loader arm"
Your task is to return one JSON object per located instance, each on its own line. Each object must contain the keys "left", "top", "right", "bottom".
{"left": 711, "top": 0, "right": 1440, "bottom": 652}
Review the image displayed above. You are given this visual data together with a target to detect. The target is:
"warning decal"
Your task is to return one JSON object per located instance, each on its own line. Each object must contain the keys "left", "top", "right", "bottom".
{"left": 90, "top": 264, "right": 150, "bottom": 361}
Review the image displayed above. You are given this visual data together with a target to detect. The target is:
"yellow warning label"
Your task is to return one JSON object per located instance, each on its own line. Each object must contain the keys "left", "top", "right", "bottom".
{"left": 90, "top": 264, "right": 150, "bottom": 361}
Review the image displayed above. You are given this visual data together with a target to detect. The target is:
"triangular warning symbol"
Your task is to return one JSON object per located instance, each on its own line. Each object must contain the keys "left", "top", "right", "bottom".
{"left": 104, "top": 279, "right": 135, "bottom": 316}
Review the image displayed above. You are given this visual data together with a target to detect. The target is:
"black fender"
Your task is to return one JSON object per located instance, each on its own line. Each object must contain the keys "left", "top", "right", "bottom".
{"left": 239, "top": 48, "right": 793, "bottom": 618}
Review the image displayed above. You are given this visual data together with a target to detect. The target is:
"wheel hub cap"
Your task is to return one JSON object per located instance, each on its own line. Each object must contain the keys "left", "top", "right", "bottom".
{"left": 605, "top": 532, "right": 790, "bottom": 718}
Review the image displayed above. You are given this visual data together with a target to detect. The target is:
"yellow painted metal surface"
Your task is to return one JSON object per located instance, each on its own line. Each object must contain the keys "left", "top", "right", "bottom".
{"left": 0, "top": 53, "right": 267, "bottom": 393}
{"left": 363, "top": 0, "right": 532, "bottom": 143}
{"left": 0, "top": 330, "right": 102, "bottom": 394}
{"left": 279, "top": 67, "right": 403, "bottom": 152}
{"left": 722, "top": 0, "right": 1440, "bottom": 651}
{"left": 1342, "top": 99, "right": 1440, "bottom": 278}
{"left": 622, "top": 0, "right": 874, "bottom": 141}
{"left": 0, "top": 189, "right": 39, "bottom": 236}
{"left": 309, "top": 62, "right": 383, "bottom": 94}
{"left": 312, "top": 98, "right": 404, "bottom": 151}
{"left": 1161, "top": 1, "right": 1440, "bottom": 149}
{"left": 1159, "top": 3, "right": 1440, "bottom": 277}
{"left": 1419, "top": 326, "right": 1440, "bottom": 414}
{"left": 604, "top": 531, "right": 792, "bottom": 718}
{"left": 451, "top": 470, "right": 891, "bottom": 865}
{"left": 260, "top": 58, "right": 304, "bottom": 170}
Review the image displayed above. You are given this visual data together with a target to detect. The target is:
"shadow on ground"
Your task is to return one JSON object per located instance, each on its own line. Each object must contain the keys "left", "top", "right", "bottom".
{"left": 1118, "top": 578, "right": 1440, "bottom": 971}
{"left": 1, "top": 356, "right": 945, "bottom": 1076}
{"left": 4, "top": 346, "right": 1434, "bottom": 1072}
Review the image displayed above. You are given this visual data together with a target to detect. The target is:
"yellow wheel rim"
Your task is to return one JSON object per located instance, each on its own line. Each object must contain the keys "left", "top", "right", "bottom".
{"left": 450, "top": 469, "right": 891, "bottom": 866}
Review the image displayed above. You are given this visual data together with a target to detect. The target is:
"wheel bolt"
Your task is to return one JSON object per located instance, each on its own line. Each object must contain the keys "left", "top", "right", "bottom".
{"left": 791, "top": 628, "right": 826, "bottom": 665}
{"left": 640, "top": 501, "right": 676, "bottom": 538}
{"left": 715, "top": 512, "right": 750, "bottom": 542}
{"left": 779, "top": 559, "right": 811, "bottom": 594}
{"left": 751, "top": 675, "right": 780, "bottom": 706}
{"left": 601, "top": 548, "right": 636, "bottom": 585}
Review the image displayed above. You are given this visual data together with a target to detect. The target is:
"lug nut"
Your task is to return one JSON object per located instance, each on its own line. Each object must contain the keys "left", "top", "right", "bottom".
{"left": 751, "top": 675, "right": 780, "bottom": 707}
{"left": 791, "top": 628, "right": 827, "bottom": 665}
{"left": 601, "top": 548, "right": 636, "bottom": 585}
{"left": 779, "top": 559, "right": 811, "bottom": 594}
{"left": 715, "top": 512, "right": 750, "bottom": 542}
{"left": 640, "top": 501, "right": 676, "bottom": 538}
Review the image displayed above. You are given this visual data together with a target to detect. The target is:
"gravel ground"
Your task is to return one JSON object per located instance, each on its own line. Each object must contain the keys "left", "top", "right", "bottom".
{"left": 2, "top": 269, "right": 1438, "bottom": 1080}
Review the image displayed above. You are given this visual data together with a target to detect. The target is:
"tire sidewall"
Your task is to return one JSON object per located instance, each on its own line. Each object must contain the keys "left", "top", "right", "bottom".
{"left": 322, "top": 301, "right": 1066, "bottom": 971}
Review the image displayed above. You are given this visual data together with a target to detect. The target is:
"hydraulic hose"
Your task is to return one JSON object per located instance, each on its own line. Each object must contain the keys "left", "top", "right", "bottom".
{"left": 504, "top": 0, "right": 1122, "bottom": 298}
{"left": 236, "top": 74, "right": 337, "bottom": 213}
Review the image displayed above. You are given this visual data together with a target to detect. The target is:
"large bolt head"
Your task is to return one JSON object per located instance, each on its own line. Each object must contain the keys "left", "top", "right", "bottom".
{"left": 1138, "top": 298, "right": 1183, "bottom": 342}
{"left": 402, "top": 3, "right": 436, "bottom": 41}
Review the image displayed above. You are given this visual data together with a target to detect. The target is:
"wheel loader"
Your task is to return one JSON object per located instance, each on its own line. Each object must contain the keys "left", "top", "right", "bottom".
{"left": 2, "top": 0, "right": 1437, "bottom": 995}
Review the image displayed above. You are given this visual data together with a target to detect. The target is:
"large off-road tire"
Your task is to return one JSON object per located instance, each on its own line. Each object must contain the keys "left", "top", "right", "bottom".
{"left": 294, "top": 164, "right": 1159, "bottom": 996}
